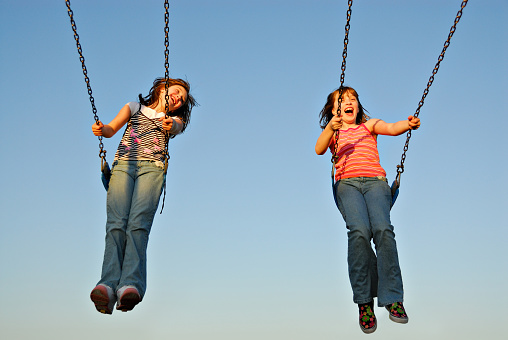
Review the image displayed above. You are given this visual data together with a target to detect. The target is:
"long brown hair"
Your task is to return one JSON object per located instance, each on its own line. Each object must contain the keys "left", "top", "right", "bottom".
{"left": 139, "top": 77, "right": 197, "bottom": 133}
{"left": 318, "top": 86, "right": 369, "bottom": 129}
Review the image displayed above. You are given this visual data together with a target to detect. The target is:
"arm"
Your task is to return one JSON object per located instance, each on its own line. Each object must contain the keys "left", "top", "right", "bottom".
{"left": 91, "top": 104, "right": 131, "bottom": 138}
{"left": 315, "top": 115, "right": 342, "bottom": 155}
{"left": 365, "top": 116, "right": 421, "bottom": 136}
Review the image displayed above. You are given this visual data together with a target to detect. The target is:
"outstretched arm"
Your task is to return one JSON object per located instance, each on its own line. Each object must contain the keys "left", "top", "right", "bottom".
{"left": 366, "top": 116, "right": 421, "bottom": 136}
{"left": 91, "top": 104, "right": 131, "bottom": 138}
{"left": 315, "top": 115, "right": 342, "bottom": 155}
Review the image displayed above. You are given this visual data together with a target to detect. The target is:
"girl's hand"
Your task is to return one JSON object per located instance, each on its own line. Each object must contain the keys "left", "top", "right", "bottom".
{"left": 408, "top": 116, "right": 421, "bottom": 130}
{"left": 160, "top": 116, "right": 174, "bottom": 131}
{"left": 160, "top": 116, "right": 184, "bottom": 135}
{"left": 329, "top": 115, "right": 343, "bottom": 131}
{"left": 316, "top": 115, "right": 341, "bottom": 155}
{"left": 92, "top": 121, "right": 104, "bottom": 136}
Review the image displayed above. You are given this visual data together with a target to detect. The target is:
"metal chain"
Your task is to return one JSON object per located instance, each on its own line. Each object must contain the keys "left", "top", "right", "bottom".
{"left": 162, "top": 0, "right": 171, "bottom": 160}
{"left": 164, "top": 0, "right": 170, "bottom": 118}
{"left": 395, "top": 0, "right": 468, "bottom": 182}
{"left": 332, "top": 0, "right": 353, "bottom": 165}
{"left": 65, "top": 0, "right": 106, "bottom": 161}
{"left": 160, "top": 0, "right": 171, "bottom": 214}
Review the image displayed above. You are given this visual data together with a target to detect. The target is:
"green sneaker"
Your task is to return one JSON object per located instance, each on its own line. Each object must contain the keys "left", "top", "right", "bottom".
{"left": 358, "top": 302, "right": 377, "bottom": 334}
{"left": 385, "top": 302, "right": 408, "bottom": 324}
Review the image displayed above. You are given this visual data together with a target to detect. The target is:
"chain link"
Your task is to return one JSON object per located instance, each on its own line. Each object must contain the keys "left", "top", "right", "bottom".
{"left": 395, "top": 0, "right": 468, "bottom": 183}
{"left": 65, "top": 0, "right": 106, "bottom": 160}
{"left": 332, "top": 0, "right": 353, "bottom": 165}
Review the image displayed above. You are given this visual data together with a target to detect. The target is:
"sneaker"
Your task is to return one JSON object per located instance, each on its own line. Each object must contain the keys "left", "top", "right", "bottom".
{"left": 385, "top": 302, "right": 408, "bottom": 324}
{"left": 358, "top": 302, "right": 377, "bottom": 334}
{"left": 116, "top": 285, "right": 141, "bottom": 312}
{"left": 90, "top": 284, "right": 115, "bottom": 314}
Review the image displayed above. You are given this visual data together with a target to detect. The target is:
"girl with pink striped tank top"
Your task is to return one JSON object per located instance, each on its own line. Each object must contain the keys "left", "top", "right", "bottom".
{"left": 315, "top": 86, "right": 420, "bottom": 334}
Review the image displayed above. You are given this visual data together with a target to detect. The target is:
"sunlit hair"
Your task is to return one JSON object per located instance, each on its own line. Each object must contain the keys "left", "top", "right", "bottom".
{"left": 319, "top": 86, "right": 369, "bottom": 129}
{"left": 139, "top": 77, "right": 197, "bottom": 134}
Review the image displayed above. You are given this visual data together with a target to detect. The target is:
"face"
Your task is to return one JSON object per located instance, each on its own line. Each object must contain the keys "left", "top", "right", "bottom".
{"left": 333, "top": 91, "right": 359, "bottom": 125}
{"left": 160, "top": 85, "right": 188, "bottom": 110}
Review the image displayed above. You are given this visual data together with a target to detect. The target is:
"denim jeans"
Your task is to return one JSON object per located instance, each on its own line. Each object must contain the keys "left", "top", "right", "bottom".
{"left": 334, "top": 177, "right": 404, "bottom": 307}
{"left": 98, "top": 160, "right": 164, "bottom": 297}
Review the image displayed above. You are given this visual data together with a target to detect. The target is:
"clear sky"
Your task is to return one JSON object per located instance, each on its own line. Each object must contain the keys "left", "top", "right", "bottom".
{"left": 1, "top": 0, "right": 506, "bottom": 339}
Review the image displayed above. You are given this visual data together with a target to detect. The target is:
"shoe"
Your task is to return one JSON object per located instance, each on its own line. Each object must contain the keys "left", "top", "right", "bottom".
{"left": 116, "top": 285, "right": 141, "bottom": 312}
{"left": 358, "top": 302, "right": 377, "bottom": 334}
{"left": 90, "top": 284, "right": 115, "bottom": 314}
{"left": 385, "top": 302, "right": 408, "bottom": 324}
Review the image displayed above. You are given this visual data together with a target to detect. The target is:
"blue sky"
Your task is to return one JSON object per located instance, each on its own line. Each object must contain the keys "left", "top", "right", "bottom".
{"left": 1, "top": 0, "right": 507, "bottom": 339}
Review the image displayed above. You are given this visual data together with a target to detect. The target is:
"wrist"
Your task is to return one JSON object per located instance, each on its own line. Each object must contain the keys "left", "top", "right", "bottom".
{"left": 168, "top": 118, "right": 183, "bottom": 134}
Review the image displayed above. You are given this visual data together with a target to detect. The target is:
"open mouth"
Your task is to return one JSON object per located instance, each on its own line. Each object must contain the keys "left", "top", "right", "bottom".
{"left": 344, "top": 107, "right": 354, "bottom": 115}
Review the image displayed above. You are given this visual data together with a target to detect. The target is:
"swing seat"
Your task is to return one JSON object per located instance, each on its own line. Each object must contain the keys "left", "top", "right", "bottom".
{"left": 101, "top": 161, "right": 111, "bottom": 191}
{"left": 390, "top": 179, "right": 400, "bottom": 208}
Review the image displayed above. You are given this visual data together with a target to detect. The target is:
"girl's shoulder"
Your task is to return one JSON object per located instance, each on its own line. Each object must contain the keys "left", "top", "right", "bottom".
{"left": 127, "top": 102, "right": 141, "bottom": 115}
{"left": 128, "top": 102, "right": 164, "bottom": 119}
{"left": 364, "top": 118, "right": 382, "bottom": 126}
{"left": 363, "top": 118, "right": 383, "bottom": 133}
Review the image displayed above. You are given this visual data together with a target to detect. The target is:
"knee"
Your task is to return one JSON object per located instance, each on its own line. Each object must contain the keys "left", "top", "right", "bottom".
{"left": 105, "top": 218, "right": 127, "bottom": 234}
{"left": 372, "top": 224, "right": 396, "bottom": 245}
{"left": 348, "top": 225, "right": 372, "bottom": 243}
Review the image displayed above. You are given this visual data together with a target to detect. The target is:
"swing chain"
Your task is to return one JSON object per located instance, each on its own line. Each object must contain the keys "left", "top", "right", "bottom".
{"left": 162, "top": 0, "right": 171, "bottom": 162}
{"left": 160, "top": 0, "right": 171, "bottom": 214}
{"left": 164, "top": 0, "right": 170, "bottom": 118}
{"left": 332, "top": 0, "right": 353, "bottom": 165}
{"left": 339, "top": 0, "right": 353, "bottom": 89}
{"left": 395, "top": 0, "right": 468, "bottom": 182}
{"left": 65, "top": 0, "right": 107, "bottom": 161}
{"left": 162, "top": 0, "right": 171, "bottom": 160}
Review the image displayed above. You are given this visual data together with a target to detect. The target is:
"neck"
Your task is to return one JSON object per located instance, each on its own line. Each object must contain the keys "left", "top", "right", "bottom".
{"left": 341, "top": 122, "right": 359, "bottom": 130}
{"left": 150, "top": 99, "right": 166, "bottom": 113}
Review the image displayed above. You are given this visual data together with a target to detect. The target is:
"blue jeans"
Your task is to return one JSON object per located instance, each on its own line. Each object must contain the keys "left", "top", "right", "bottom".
{"left": 334, "top": 177, "right": 404, "bottom": 306}
{"left": 98, "top": 160, "right": 164, "bottom": 297}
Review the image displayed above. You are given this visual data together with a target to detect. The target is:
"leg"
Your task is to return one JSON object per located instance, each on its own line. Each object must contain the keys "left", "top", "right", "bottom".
{"left": 97, "top": 160, "right": 136, "bottom": 291}
{"left": 335, "top": 178, "right": 378, "bottom": 304}
{"left": 118, "top": 161, "right": 164, "bottom": 298}
{"left": 363, "top": 178, "right": 404, "bottom": 307}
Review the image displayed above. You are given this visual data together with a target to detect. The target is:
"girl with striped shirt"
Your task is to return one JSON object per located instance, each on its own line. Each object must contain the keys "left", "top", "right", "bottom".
{"left": 315, "top": 86, "right": 420, "bottom": 334}
{"left": 89, "top": 78, "right": 197, "bottom": 314}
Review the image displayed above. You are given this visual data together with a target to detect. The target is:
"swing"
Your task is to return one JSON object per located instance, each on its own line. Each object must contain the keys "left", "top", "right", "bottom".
{"left": 65, "top": 0, "right": 173, "bottom": 194}
{"left": 331, "top": 0, "right": 468, "bottom": 208}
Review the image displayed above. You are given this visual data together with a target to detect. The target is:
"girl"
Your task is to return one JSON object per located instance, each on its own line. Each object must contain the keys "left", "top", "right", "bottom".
{"left": 315, "top": 86, "right": 420, "bottom": 334}
{"left": 90, "top": 77, "right": 197, "bottom": 314}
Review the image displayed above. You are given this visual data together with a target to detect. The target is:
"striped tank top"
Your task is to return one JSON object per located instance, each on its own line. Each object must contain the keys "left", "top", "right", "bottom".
{"left": 330, "top": 123, "right": 386, "bottom": 181}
